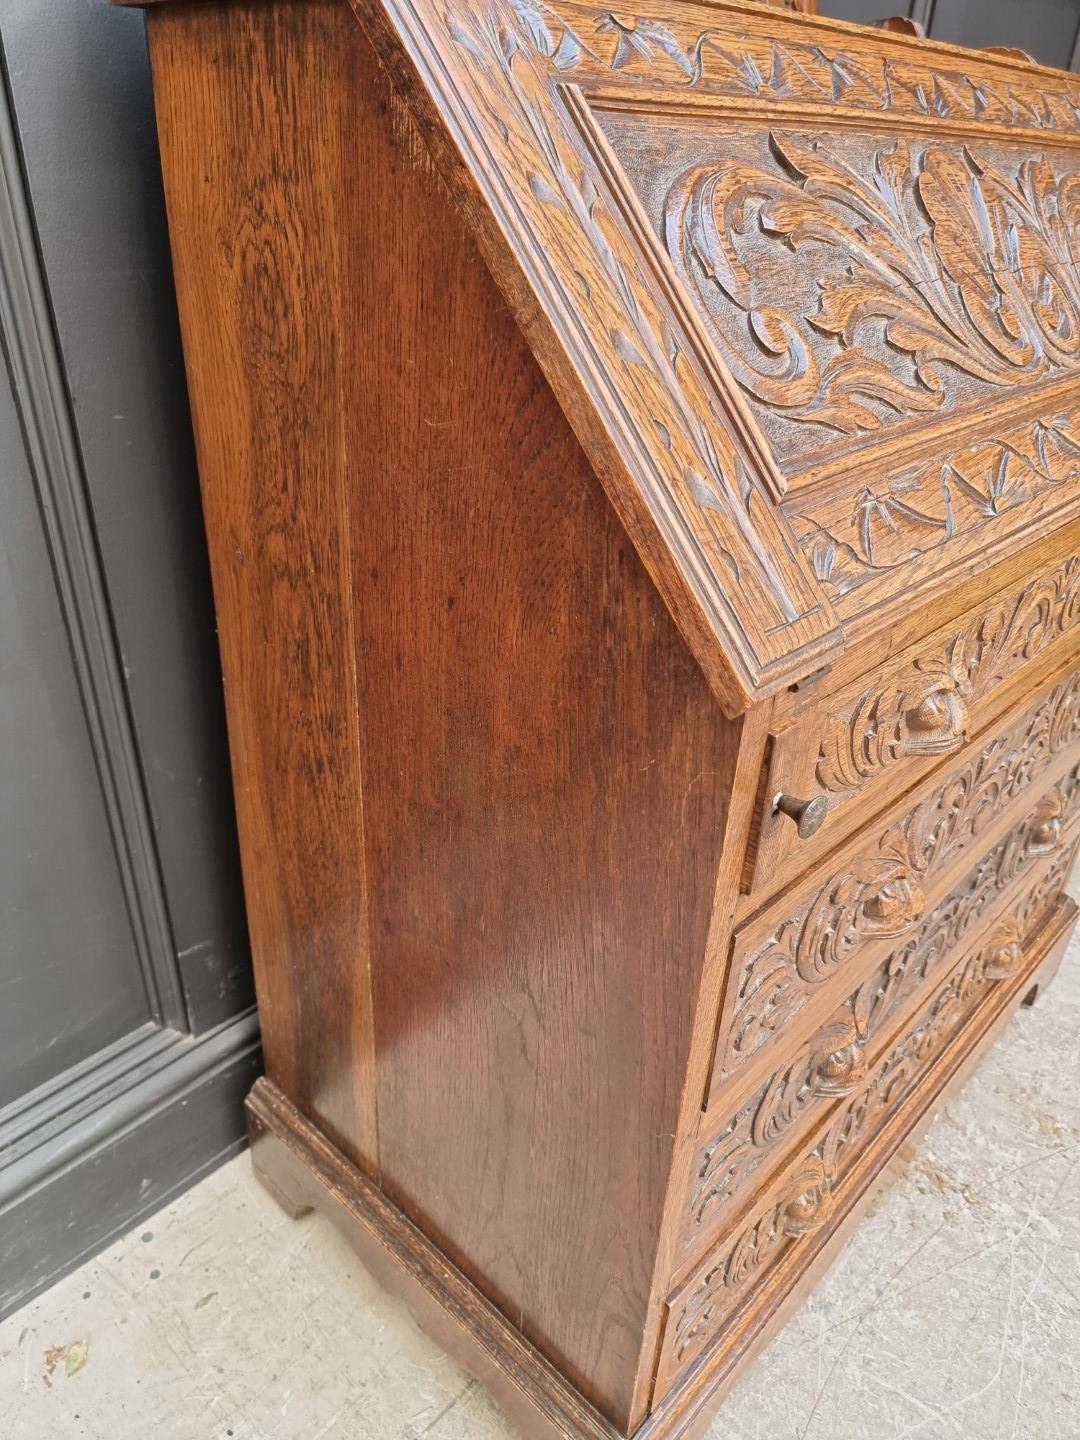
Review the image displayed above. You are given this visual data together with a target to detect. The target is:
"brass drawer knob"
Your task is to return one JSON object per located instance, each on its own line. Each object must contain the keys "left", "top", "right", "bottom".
{"left": 775, "top": 792, "right": 829, "bottom": 840}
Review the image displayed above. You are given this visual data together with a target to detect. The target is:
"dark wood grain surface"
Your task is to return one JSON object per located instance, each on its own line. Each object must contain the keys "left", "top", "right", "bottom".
{"left": 148, "top": 0, "right": 380, "bottom": 1172}
{"left": 338, "top": 17, "right": 738, "bottom": 1423}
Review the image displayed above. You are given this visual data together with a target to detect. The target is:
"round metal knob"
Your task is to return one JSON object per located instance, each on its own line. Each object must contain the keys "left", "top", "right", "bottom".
{"left": 774, "top": 792, "right": 828, "bottom": 840}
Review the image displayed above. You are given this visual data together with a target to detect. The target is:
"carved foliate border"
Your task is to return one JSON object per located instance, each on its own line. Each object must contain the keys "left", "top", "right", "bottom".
{"left": 495, "top": 2, "right": 1080, "bottom": 134}
{"left": 795, "top": 400, "right": 1080, "bottom": 604}
{"left": 720, "top": 669, "right": 1080, "bottom": 1083}
{"left": 687, "top": 817, "right": 1077, "bottom": 1249}
{"left": 665, "top": 838, "right": 1073, "bottom": 1388}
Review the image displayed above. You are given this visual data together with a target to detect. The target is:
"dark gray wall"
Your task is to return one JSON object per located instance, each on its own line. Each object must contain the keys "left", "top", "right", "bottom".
{"left": 3, "top": 0, "right": 252, "bottom": 1031}
{"left": 0, "top": 356, "right": 150, "bottom": 1107}
{"left": 819, "top": 0, "right": 1080, "bottom": 69}
{"left": 0, "top": 0, "right": 258, "bottom": 1320}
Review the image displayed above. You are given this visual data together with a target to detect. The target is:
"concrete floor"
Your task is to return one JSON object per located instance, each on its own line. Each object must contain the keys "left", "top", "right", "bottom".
{"left": 5, "top": 934, "right": 1080, "bottom": 1440}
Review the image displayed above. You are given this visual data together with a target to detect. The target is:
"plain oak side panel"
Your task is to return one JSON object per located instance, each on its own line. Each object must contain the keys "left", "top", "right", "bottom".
{"left": 145, "top": 0, "right": 379, "bottom": 1172}
{"left": 335, "top": 13, "right": 739, "bottom": 1431}
{"left": 148, "top": 0, "right": 739, "bottom": 1428}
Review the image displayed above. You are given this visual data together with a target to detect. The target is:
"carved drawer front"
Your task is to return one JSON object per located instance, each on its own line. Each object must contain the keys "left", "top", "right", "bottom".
{"left": 744, "top": 555, "right": 1080, "bottom": 899}
{"left": 710, "top": 668, "right": 1080, "bottom": 1112}
{"left": 656, "top": 876, "right": 1077, "bottom": 1403}
{"left": 683, "top": 825, "right": 1079, "bottom": 1268}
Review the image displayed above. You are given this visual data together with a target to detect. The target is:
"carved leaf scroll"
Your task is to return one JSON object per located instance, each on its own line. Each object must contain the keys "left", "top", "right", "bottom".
{"left": 723, "top": 671, "right": 1080, "bottom": 1078}
{"left": 815, "top": 557, "right": 1080, "bottom": 793}
{"left": 692, "top": 819, "right": 1074, "bottom": 1239}
{"left": 673, "top": 838, "right": 1072, "bottom": 1381}
{"left": 664, "top": 134, "right": 1080, "bottom": 441}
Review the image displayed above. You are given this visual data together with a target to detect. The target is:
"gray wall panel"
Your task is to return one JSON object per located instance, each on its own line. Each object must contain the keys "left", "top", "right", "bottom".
{"left": 819, "top": 0, "right": 1080, "bottom": 70}
{"left": 818, "top": 0, "right": 915, "bottom": 25}
{"left": 2, "top": 0, "right": 251, "bottom": 1030}
{"left": 929, "top": 0, "right": 1080, "bottom": 68}
{"left": 0, "top": 1, "right": 256, "bottom": 1317}
{"left": 0, "top": 354, "right": 149, "bottom": 1106}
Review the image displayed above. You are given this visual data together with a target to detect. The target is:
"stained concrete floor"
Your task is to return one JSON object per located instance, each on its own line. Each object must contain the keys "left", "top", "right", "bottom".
{"left": 5, "top": 929, "right": 1080, "bottom": 1440}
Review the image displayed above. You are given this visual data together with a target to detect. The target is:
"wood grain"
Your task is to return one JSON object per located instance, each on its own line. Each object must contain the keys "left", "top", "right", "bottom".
{"left": 335, "top": 16, "right": 739, "bottom": 1426}
{"left": 147, "top": 0, "right": 379, "bottom": 1173}
{"left": 135, "top": 0, "right": 1080, "bottom": 709}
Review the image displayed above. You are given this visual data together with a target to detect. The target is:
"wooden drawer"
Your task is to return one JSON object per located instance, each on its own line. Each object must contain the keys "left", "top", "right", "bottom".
{"left": 742, "top": 554, "right": 1080, "bottom": 901}
{"left": 655, "top": 882, "right": 1078, "bottom": 1404}
{"left": 708, "top": 666, "right": 1080, "bottom": 1111}
{"left": 682, "top": 824, "right": 1079, "bottom": 1269}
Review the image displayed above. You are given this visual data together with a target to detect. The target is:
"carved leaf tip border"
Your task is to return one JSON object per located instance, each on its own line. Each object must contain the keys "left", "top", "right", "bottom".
{"left": 495, "top": 0, "right": 1080, "bottom": 129}
{"left": 795, "top": 403, "right": 1080, "bottom": 597}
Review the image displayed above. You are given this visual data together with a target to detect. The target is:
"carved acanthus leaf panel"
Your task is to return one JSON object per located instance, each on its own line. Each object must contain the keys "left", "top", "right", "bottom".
{"left": 721, "top": 674, "right": 1080, "bottom": 1081}
{"left": 689, "top": 825, "right": 1075, "bottom": 1245}
{"left": 664, "top": 133, "right": 1080, "bottom": 451}
{"left": 815, "top": 557, "right": 1080, "bottom": 793}
{"left": 668, "top": 853, "right": 1070, "bottom": 1386}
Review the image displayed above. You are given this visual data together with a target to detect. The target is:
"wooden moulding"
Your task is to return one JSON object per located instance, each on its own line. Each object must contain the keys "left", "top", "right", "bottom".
{"left": 247, "top": 1079, "right": 623, "bottom": 1440}
{"left": 247, "top": 891, "right": 1077, "bottom": 1440}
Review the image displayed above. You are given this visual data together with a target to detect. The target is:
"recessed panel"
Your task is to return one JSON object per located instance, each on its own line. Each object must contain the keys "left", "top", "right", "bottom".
{"left": 594, "top": 108, "right": 1080, "bottom": 478}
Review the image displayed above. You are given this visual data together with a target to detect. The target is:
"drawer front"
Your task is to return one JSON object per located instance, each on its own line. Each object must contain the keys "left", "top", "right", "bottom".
{"left": 744, "top": 555, "right": 1080, "bottom": 898}
{"left": 658, "top": 877, "right": 1077, "bottom": 1401}
{"left": 684, "top": 825, "right": 1078, "bottom": 1266}
{"left": 710, "top": 667, "right": 1080, "bottom": 1108}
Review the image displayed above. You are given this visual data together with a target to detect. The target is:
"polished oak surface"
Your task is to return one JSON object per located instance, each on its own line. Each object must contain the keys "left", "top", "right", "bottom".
{"left": 129, "top": 0, "right": 1080, "bottom": 1435}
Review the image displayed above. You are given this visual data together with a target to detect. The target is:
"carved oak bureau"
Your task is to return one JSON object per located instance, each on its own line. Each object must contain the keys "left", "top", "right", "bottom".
{"left": 126, "top": 0, "right": 1080, "bottom": 1433}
